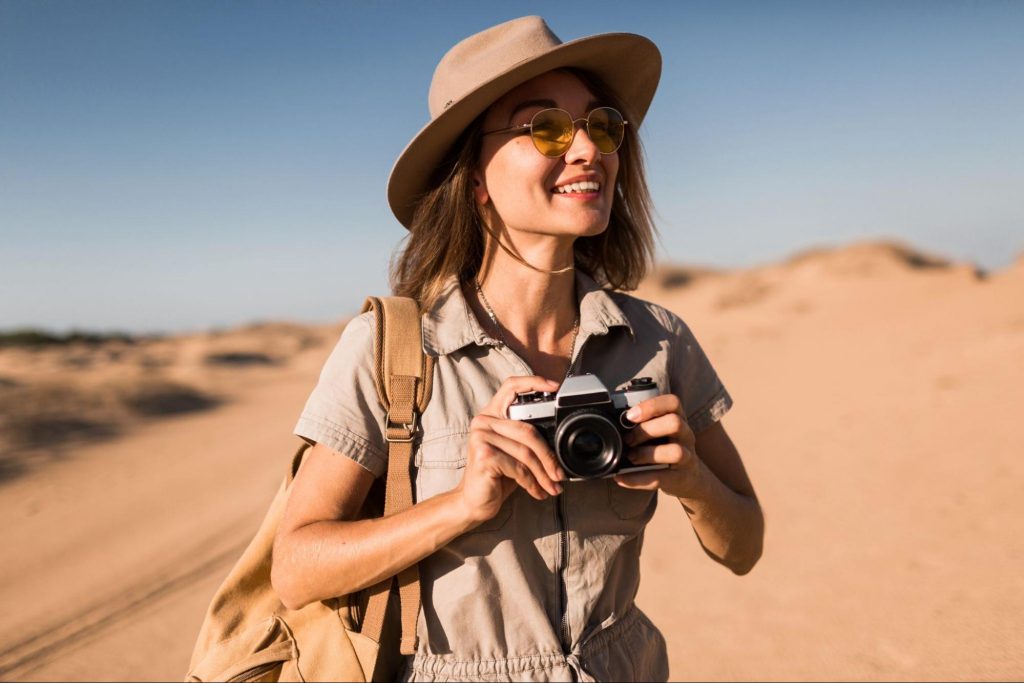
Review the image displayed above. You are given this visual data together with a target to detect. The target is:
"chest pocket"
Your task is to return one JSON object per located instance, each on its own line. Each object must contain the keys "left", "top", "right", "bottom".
{"left": 414, "top": 430, "right": 514, "bottom": 534}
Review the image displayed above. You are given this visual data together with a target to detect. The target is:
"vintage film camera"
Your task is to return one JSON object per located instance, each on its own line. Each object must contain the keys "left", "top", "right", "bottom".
{"left": 508, "top": 374, "right": 670, "bottom": 480}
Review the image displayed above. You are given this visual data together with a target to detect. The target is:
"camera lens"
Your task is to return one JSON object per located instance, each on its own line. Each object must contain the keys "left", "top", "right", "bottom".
{"left": 569, "top": 429, "right": 604, "bottom": 459}
{"left": 555, "top": 410, "right": 622, "bottom": 479}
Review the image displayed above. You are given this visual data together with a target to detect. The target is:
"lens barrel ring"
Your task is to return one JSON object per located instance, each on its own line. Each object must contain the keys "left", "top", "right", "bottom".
{"left": 554, "top": 408, "right": 623, "bottom": 479}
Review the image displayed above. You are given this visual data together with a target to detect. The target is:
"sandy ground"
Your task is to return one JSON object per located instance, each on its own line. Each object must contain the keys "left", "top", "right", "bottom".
{"left": 0, "top": 240, "right": 1021, "bottom": 681}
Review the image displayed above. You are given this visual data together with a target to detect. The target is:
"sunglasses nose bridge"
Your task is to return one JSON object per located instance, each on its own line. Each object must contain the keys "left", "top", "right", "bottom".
{"left": 555, "top": 117, "right": 588, "bottom": 150}
{"left": 561, "top": 118, "right": 603, "bottom": 162}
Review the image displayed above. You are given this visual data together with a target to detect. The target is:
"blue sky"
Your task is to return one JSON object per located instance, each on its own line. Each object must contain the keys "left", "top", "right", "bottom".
{"left": 2, "top": 0, "right": 1022, "bottom": 333}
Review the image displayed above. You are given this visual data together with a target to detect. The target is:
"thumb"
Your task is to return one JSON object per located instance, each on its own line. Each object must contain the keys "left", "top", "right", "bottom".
{"left": 613, "top": 471, "right": 662, "bottom": 491}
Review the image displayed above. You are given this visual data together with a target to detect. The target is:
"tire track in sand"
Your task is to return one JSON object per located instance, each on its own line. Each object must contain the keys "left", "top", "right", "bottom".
{"left": 0, "top": 523, "right": 249, "bottom": 680}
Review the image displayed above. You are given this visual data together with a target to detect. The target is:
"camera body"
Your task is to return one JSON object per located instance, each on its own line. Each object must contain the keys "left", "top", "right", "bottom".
{"left": 508, "top": 374, "right": 669, "bottom": 480}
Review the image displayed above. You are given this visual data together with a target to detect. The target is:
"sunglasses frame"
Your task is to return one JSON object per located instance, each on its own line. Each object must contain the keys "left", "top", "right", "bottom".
{"left": 482, "top": 107, "right": 629, "bottom": 158}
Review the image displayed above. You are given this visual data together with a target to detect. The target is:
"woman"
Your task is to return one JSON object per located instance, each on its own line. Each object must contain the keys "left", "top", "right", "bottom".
{"left": 272, "top": 16, "right": 763, "bottom": 682}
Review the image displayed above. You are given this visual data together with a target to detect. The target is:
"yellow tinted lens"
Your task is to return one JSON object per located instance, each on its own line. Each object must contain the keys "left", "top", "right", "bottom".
{"left": 531, "top": 109, "right": 574, "bottom": 157}
{"left": 587, "top": 108, "right": 624, "bottom": 153}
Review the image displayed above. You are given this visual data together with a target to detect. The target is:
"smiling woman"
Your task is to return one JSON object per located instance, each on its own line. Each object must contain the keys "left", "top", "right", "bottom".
{"left": 272, "top": 15, "right": 763, "bottom": 682}
{"left": 393, "top": 65, "right": 656, "bottom": 316}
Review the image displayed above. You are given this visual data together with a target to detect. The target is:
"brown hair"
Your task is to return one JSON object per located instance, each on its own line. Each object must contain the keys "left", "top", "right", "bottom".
{"left": 389, "top": 68, "right": 657, "bottom": 311}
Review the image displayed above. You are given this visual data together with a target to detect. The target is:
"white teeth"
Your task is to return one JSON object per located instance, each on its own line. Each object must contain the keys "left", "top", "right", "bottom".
{"left": 555, "top": 180, "right": 600, "bottom": 193}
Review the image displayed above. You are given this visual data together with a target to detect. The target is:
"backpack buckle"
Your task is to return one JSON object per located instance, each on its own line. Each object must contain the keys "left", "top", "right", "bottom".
{"left": 385, "top": 410, "right": 418, "bottom": 443}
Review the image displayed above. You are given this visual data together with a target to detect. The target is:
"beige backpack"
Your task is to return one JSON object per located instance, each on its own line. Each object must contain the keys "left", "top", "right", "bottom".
{"left": 186, "top": 297, "right": 434, "bottom": 682}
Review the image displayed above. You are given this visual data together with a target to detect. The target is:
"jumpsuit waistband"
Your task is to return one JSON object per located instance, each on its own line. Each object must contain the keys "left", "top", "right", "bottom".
{"left": 406, "top": 606, "right": 645, "bottom": 681}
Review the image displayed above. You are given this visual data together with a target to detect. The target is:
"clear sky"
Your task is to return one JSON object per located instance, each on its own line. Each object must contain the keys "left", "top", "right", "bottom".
{"left": 2, "top": 0, "right": 1022, "bottom": 333}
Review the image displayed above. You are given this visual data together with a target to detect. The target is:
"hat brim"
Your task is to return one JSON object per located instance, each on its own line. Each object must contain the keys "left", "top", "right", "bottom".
{"left": 387, "top": 32, "right": 662, "bottom": 229}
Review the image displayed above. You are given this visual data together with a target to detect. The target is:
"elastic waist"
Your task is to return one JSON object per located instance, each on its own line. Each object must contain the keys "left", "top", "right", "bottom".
{"left": 406, "top": 606, "right": 645, "bottom": 680}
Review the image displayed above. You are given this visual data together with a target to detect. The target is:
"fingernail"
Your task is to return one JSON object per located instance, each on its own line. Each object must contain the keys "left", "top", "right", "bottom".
{"left": 626, "top": 407, "right": 640, "bottom": 421}
{"left": 554, "top": 483, "right": 563, "bottom": 495}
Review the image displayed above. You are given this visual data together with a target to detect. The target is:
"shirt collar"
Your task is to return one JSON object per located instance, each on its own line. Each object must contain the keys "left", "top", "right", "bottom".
{"left": 422, "top": 270, "right": 634, "bottom": 357}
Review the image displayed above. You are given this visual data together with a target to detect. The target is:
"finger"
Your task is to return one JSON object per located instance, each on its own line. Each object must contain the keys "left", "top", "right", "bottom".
{"left": 625, "top": 411, "right": 688, "bottom": 447}
{"left": 489, "top": 418, "right": 566, "bottom": 483}
{"left": 483, "top": 376, "right": 560, "bottom": 417}
{"left": 624, "top": 394, "right": 684, "bottom": 425}
{"left": 472, "top": 414, "right": 564, "bottom": 489}
{"left": 613, "top": 470, "right": 663, "bottom": 491}
{"left": 487, "top": 450, "right": 550, "bottom": 500}
{"left": 627, "top": 442, "right": 689, "bottom": 467}
{"left": 482, "top": 429, "right": 561, "bottom": 496}
{"left": 495, "top": 376, "right": 561, "bottom": 408}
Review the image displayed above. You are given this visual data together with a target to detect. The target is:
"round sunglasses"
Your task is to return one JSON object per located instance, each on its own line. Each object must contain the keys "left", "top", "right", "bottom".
{"left": 482, "top": 107, "right": 628, "bottom": 158}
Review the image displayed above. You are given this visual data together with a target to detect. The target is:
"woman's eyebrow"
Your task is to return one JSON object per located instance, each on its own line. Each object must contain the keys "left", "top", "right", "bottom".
{"left": 507, "top": 99, "right": 557, "bottom": 124}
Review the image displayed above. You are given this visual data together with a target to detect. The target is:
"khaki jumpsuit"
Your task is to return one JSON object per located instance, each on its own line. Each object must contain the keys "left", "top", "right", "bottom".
{"left": 295, "top": 272, "right": 733, "bottom": 682}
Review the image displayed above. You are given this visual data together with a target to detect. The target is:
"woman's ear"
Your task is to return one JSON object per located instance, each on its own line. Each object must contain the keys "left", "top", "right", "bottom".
{"left": 472, "top": 169, "right": 489, "bottom": 206}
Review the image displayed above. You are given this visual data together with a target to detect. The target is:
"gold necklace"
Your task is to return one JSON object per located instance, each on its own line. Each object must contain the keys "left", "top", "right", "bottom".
{"left": 475, "top": 278, "right": 580, "bottom": 376}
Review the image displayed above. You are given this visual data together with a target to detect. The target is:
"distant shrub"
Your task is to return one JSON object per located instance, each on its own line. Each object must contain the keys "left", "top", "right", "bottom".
{"left": 0, "top": 329, "right": 139, "bottom": 348}
{"left": 0, "top": 384, "right": 121, "bottom": 451}
{"left": 204, "top": 352, "right": 278, "bottom": 366}
{"left": 6, "top": 414, "right": 121, "bottom": 450}
{"left": 649, "top": 265, "right": 719, "bottom": 290}
{"left": 119, "top": 380, "right": 221, "bottom": 416}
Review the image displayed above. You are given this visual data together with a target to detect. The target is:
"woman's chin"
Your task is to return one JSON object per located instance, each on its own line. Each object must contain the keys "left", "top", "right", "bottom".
{"left": 569, "top": 217, "right": 611, "bottom": 238}
{"left": 549, "top": 209, "right": 611, "bottom": 236}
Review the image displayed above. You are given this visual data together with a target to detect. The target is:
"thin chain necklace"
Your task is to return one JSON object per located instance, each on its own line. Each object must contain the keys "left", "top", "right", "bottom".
{"left": 475, "top": 278, "right": 580, "bottom": 377}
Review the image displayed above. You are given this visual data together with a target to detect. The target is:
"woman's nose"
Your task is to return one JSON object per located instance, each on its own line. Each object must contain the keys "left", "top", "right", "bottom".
{"left": 563, "top": 123, "right": 602, "bottom": 165}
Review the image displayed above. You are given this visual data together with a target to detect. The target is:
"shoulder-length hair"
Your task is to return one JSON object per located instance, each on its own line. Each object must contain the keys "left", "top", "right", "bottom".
{"left": 389, "top": 68, "right": 657, "bottom": 311}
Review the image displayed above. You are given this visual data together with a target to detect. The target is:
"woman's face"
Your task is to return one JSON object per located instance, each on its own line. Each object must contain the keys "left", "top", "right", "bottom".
{"left": 475, "top": 70, "right": 619, "bottom": 240}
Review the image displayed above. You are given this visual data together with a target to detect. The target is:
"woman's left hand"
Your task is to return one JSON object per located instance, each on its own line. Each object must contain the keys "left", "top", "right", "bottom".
{"left": 615, "top": 394, "right": 700, "bottom": 498}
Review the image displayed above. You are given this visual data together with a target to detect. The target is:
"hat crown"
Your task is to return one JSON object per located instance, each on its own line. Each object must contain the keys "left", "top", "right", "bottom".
{"left": 428, "top": 16, "right": 562, "bottom": 118}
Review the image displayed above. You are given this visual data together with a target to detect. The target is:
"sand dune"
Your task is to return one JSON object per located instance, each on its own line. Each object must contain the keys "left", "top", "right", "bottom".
{"left": 0, "top": 240, "right": 1021, "bottom": 681}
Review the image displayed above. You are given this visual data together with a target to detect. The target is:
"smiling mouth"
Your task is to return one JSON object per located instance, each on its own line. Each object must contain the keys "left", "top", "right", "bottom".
{"left": 552, "top": 180, "right": 601, "bottom": 195}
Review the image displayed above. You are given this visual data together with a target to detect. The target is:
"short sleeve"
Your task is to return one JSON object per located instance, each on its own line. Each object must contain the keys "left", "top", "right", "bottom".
{"left": 667, "top": 314, "right": 733, "bottom": 433}
{"left": 293, "top": 312, "right": 388, "bottom": 478}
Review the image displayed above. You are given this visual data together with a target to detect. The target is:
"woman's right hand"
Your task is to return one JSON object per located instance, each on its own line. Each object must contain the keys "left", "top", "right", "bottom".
{"left": 455, "top": 375, "right": 567, "bottom": 526}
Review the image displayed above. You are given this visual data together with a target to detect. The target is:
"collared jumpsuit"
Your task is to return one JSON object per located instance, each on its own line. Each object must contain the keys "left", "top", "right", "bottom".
{"left": 295, "top": 272, "right": 733, "bottom": 682}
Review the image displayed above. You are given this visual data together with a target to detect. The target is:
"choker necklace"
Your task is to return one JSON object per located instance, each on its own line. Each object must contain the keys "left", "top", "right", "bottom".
{"left": 475, "top": 278, "right": 580, "bottom": 372}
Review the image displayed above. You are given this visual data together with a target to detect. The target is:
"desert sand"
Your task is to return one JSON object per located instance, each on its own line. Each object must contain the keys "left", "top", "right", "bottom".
{"left": 0, "top": 240, "right": 1021, "bottom": 681}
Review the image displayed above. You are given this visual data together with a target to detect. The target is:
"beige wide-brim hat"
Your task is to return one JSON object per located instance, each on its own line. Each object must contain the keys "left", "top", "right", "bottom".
{"left": 387, "top": 16, "right": 662, "bottom": 229}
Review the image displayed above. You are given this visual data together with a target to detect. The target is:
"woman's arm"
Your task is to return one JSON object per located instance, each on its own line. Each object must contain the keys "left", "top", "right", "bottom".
{"left": 678, "top": 420, "right": 763, "bottom": 574}
{"left": 615, "top": 396, "right": 764, "bottom": 575}
{"left": 272, "top": 375, "right": 564, "bottom": 611}
{"left": 271, "top": 441, "right": 477, "bottom": 611}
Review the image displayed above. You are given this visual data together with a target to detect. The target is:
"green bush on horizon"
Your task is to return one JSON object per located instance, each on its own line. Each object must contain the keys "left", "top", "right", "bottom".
{"left": 0, "top": 329, "right": 140, "bottom": 348}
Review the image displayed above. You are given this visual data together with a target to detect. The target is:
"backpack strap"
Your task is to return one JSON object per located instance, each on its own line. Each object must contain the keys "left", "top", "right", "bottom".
{"left": 358, "top": 296, "right": 433, "bottom": 656}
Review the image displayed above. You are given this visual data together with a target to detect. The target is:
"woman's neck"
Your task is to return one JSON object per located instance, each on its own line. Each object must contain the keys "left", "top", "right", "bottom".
{"left": 468, "top": 229, "right": 580, "bottom": 378}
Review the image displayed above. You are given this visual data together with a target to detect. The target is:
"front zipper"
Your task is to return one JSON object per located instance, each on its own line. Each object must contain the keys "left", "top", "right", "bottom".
{"left": 556, "top": 488, "right": 571, "bottom": 653}
{"left": 493, "top": 327, "right": 591, "bottom": 655}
